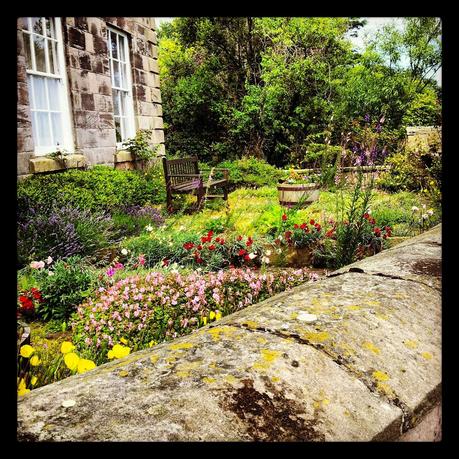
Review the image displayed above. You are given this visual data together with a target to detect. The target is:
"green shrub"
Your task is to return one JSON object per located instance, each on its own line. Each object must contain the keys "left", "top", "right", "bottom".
{"left": 35, "top": 257, "right": 98, "bottom": 322}
{"left": 17, "top": 164, "right": 166, "bottom": 213}
{"left": 215, "top": 157, "right": 284, "bottom": 189}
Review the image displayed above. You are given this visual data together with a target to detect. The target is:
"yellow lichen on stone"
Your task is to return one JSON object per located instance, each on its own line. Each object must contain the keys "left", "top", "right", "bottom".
{"left": 366, "top": 300, "right": 380, "bottom": 306}
{"left": 303, "top": 331, "right": 330, "bottom": 343}
{"left": 168, "top": 342, "right": 194, "bottom": 351}
{"left": 207, "top": 326, "right": 238, "bottom": 342}
{"left": 271, "top": 376, "right": 280, "bottom": 383}
{"left": 346, "top": 305, "right": 362, "bottom": 311}
{"left": 242, "top": 320, "right": 259, "bottom": 329}
{"left": 375, "top": 313, "right": 389, "bottom": 321}
{"left": 202, "top": 377, "right": 217, "bottom": 384}
{"left": 256, "top": 337, "right": 268, "bottom": 344}
{"left": 344, "top": 409, "right": 351, "bottom": 417}
{"left": 119, "top": 370, "right": 129, "bottom": 377}
{"left": 224, "top": 375, "right": 239, "bottom": 385}
{"left": 290, "top": 312, "right": 299, "bottom": 320}
{"left": 150, "top": 354, "right": 160, "bottom": 364}
{"left": 252, "top": 349, "right": 281, "bottom": 372}
{"left": 313, "top": 398, "right": 330, "bottom": 410}
{"left": 376, "top": 382, "right": 395, "bottom": 397}
{"left": 372, "top": 370, "right": 390, "bottom": 381}
{"left": 403, "top": 340, "right": 418, "bottom": 349}
{"left": 421, "top": 352, "right": 433, "bottom": 360}
{"left": 361, "top": 341, "right": 381, "bottom": 355}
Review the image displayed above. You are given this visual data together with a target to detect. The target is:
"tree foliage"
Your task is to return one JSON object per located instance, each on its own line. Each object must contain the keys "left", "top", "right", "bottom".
{"left": 158, "top": 17, "right": 441, "bottom": 167}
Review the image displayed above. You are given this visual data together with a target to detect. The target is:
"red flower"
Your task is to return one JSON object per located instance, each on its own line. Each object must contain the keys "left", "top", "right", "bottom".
{"left": 237, "top": 235, "right": 243, "bottom": 241}
{"left": 275, "top": 238, "right": 281, "bottom": 245}
{"left": 282, "top": 214, "right": 287, "bottom": 221}
{"left": 183, "top": 242, "right": 194, "bottom": 250}
{"left": 196, "top": 258, "right": 203, "bottom": 264}
{"left": 238, "top": 249, "right": 247, "bottom": 256}
{"left": 300, "top": 223, "right": 307, "bottom": 230}
{"left": 162, "top": 259, "right": 169, "bottom": 266}
{"left": 207, "top": 230, "right": 214, "bottom": 238}
{"left": 315, "top": 223, "right": 321, "bottom": 232}
{"left": 325, "top": 229, "right": 334, "bottom": 238}
{"left": 208, "top": 244, "right": 216, "bottom": 251}
{"left": 284, "top": 231, "right": 292, "bottom": 239}
{"left": 383, "top": 234, "right": 387, "bottom": 239}
{"left": 363, "top": 213, "right": 369, "bottom": 220}
{"left": 197, "top": 245, "right": 203, "bottom": 250}
{"left": 215, "top": 237, "right": 220, "bottom": 243}
{"left": 370, "top": 217, "right": 376, "bottom": 225}
{"left": 310, "top": 219, "right": 315, "bottom": 225}
{"left": 244, "top": 254, "right": 251, "bottom": 261}
{"left": 219, "top": 239, "right": 225, "bottom": 245}
{"left": 201, "top": 236, "right": 208, "bottom": 243}
{"left": 294, "top": 224, "right": 299, "bottom": 229}
{"left": 19, "top": 296, "right": 34, "bottom": 311}
{"left": 246, "top": 237, "right": 253, "bottom": 247}
{"left": 374, "top": 227, "right": 381, "bottom": 237}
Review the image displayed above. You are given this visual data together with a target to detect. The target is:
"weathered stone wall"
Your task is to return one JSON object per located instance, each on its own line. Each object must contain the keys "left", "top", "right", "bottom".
{"left": 17, "top": 17, "right": 165, "bottom": 177}
{"left": 17, "top": 225, "right": 441, "bottom": 442}
{"left": 406, "top": 126, "right": 441, "bottom": 151}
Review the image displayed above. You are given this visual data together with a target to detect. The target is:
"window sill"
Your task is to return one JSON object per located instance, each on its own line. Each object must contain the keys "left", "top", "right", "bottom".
{"left": 29, "top": 154, "right": 87, "bottom": 174}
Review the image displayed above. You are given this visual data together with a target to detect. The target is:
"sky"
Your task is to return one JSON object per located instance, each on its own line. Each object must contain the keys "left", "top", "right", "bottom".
{"left": 154, "top": 17, "right": 441, "bottom": 86}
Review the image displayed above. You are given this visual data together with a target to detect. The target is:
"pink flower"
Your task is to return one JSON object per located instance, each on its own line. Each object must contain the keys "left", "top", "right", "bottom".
{"left": 30, "top": 260, "right": 45, "bottom": 269}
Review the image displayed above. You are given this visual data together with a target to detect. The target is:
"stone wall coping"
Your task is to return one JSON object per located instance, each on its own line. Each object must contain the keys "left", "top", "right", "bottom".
{"left": 17, "top": 225, "right": 442, "bottom": 442}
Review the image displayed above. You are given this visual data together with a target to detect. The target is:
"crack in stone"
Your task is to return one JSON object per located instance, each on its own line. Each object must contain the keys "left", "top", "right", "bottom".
{"left": 227, "top": 321, "right": 412, "bottom": 435}
{"left": 326, "top": 269, "right": 441, "bottom": 293}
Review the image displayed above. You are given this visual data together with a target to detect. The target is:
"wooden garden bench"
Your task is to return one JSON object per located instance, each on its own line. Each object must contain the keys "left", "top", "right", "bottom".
{"left": 162, "top": 156, "right": 229, "bottom": 211}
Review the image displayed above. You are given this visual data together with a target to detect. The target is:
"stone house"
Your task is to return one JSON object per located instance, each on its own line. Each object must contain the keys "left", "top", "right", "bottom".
{"left": 17, "top": 17, "right": 165, "bottom": 178}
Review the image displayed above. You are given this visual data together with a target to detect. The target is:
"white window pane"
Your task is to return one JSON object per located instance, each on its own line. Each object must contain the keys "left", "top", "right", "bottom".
{"left": 112, "top": 90, "right": 120, "bottom": 116}
{"left": 47, "top": 79, "right": 61, "bottom": 110}
{"left": 31, "top": 112, "right": 39, "bottom": 143}
{"left": 119, "top": 35, "right": 126, "bottom": 62}
{"left": 120, "top": 92, "right": 129, "bottom": 118}
{"left": 112, "top": 61, "right": 120, "bottom": 87}
{"left": 48, "top": 40, "right": 58, "bottom": 74}
{"left": 110, "top": 33, "right": 118, "bottom": 60}
{"left": 33, "top": 35, "right": 46, "bottom": 72}
{"left": 45, "top": 17, "right": 55, "bottom": 39}
{"left": 120, "top": 64, "right": 127, "bottom": 90}
{"left": 22, "top": 32, "right": 33, "bottom": 69}
{"left": 51, "top": 113, "right": 63, "bottom": 145}
{"left": 33, "top": 76, "right": 48, "bottom": 110}
{"left": 19, "top": 18, "right": 29, "bottom": 31}
{"left": 30, "top": 17, "right": 43, "bottom": 35}
{"left": 35, "top": 112, "right": 52, "bottom": 146}
{"left": 114, "top": 117, "right": 122, "bottom": 143}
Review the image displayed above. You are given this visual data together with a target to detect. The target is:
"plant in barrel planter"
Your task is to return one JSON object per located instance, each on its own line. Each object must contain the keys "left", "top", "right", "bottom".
{"left": 277, "top": 169, "right": 320, "bottom": 208}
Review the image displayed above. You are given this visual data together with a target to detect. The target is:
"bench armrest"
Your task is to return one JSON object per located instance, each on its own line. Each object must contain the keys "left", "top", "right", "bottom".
{"left": 168, "top": 174, "right": 203, "bottom": 178}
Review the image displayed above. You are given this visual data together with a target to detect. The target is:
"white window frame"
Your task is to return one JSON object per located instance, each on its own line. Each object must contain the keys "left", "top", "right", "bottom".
{"left": 107, "top": 27, "right": 136, "bottom": 149}
{"left": 22, "top": 17, "right": 74, "bottom": 156}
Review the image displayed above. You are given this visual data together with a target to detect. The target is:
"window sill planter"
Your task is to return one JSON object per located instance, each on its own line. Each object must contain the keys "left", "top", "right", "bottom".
{"left": 277, "top": 182, "right": 320, "bottom": 208}
{"left": 29, "top": 154, "right": 87, "bottom": 174}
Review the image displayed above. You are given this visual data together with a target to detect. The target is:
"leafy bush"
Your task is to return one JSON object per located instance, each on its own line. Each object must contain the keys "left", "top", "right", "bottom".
{"left": 34, "top": 257, "right": 98, "bottom": 322}
{"left": 71, "top": 267, "right": 318, "bottom": 364}
{"left": 17, "top": 201, "right": 117, "bottom": 267}
{"left": 111, "top": 205, "right": 165, "bottom": 238}
{"left": 17, "top": 164, "right": 166, "bottom": 213}
{"left": 216, "top": 157, "right": 285, "bottom": 189}
{"left": 122, "top": 129, "right": 159, "bottom": 161}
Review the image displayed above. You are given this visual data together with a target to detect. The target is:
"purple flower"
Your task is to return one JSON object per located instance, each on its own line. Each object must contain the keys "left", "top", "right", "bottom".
{"left": 364, "top": 114, "right": 370, "bottom": 123}
{"left": 106, "top": 267, "right": 116, "bottom": 277}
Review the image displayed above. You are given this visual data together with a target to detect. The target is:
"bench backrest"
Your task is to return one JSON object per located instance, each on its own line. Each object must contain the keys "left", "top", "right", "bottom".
{"left": 163, "top": 157, "right": 200, "bottom": 187}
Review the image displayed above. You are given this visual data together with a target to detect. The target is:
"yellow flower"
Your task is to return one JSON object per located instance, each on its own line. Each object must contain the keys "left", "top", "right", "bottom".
{"left": 215, "top": 312, "right": 222, "bottom": 321}
{"left": 209, "top": 311, "right": 216, "bottom": 320}
{"left": 60, "top": 341, "right": 75, "bottom": 354}
{"left": 120, "top": 337, "right": 128, "bottom": 345}
{"left": 77, "top": 359, "right": 96, "bottom": 374}
{"left": 17, "top": 378, "right": 30, "bottom": 396}
{"left": 20, "top": 345, "right": 35, "bottom": 358}
{"left": 64, "top": 352, "right": 80, "bottom": 371}
{"left": 31, "top": 376, "right": 38, "bottom": 386}
{"left": 30, "top": 355, "right": 41, "bottom": 366}
{"left": 202, "top": 316, "right": 207, "bottom": 325}
{"left": 108, "top": 344, "right": 131, "bottom": 359}
{"left": 148, "top": 340, "right": 157, "bottom": 348}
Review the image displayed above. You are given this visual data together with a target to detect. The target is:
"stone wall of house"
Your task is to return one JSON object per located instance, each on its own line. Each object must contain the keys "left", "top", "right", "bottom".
{"left": 406, "top": 126, "right": 441, "bottom": 151}
{"left": 17, "top": 17, "right": 165, "bottom": 178}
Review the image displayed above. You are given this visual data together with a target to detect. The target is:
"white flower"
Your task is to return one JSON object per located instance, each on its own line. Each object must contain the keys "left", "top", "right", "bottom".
{"left": 427, "top": 209, "right": 434, "bottom": 216}
{"left": 265, "top": 250, "right": 272, "bottom": 256}
{"left": 48, "top": 271, "right": 54, "bottom": 276}
{"left": 422, "top": 213, "right": 428, "bottom": 220}
{"left": 145, "top": 225, "right": 153, "bottom": 232}
{"left": 248, "top": 253, "right": 256, "bottom": 260}
{"left": 262, "top": 256, "right": 270, "bottom": 264}
{"left": 411, "top": 206, "right": 419, "bottom": 212}
{"left": 121, "top": 248, "right": 128, "bottom": 256}
{"left": 278, "top": 235, "right": 283, "bottom": 241}
{"left": 422, "top": 204, "right": 426, "bottom": 209}
{"left": 45, "top": 256, "right": 53, "bottom": 265}
{"left": 367, "top": 208, "right": 372, "bottom": 214}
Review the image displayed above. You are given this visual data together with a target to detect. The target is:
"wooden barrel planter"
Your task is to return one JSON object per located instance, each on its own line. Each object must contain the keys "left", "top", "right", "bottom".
{"left": 277, "top": 183, "right": 320, "bottom": 208}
